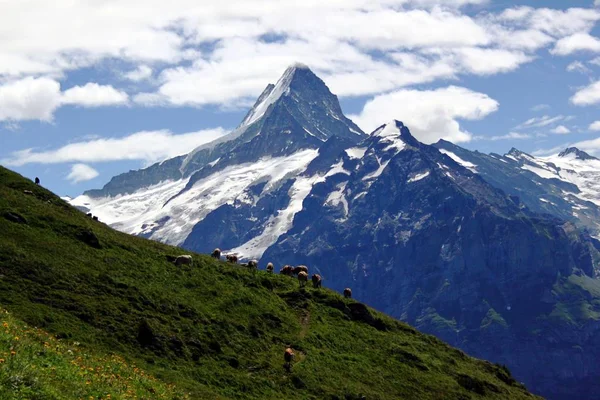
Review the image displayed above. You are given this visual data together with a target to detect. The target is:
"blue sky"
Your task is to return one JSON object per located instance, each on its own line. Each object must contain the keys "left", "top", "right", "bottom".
{"left": 2, "top": 0, "right": 600, "bottom": 197}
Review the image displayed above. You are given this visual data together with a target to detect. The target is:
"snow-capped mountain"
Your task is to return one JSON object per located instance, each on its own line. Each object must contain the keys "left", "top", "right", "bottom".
{"left": 433, "top": 141, "right": 600, "bottom": 237}
{"left": 71, "top": 64, "right": 364, "bottom": 255}
{"left": 263, "top": 121, "right": 600, "bottom": 400}
{"left": 71, "top": 66, "right": 600, "bottom": 399}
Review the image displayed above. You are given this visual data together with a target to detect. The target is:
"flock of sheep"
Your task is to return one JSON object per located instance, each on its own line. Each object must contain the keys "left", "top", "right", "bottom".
{"left": 209, "top": 248, "right": 352, "bottom": 297}
{"left": 169, "top": 248, "right": 355, "bottom": 371}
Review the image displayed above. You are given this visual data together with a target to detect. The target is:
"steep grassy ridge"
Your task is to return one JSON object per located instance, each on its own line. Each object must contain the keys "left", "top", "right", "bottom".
{"left": 0, "top": 166, "right": 538, "bottom": 399}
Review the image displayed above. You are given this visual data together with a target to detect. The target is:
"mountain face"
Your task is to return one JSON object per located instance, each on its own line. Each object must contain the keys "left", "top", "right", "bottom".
{"left": 262, "top": 121, "right": 600, "bottom": 400}
{"left": 3, "top": 165, "right": 539, "bottom": 400}
{"left": 72, "top": 64, "right": 365, "bottom": 252}
{"left": 71, "top": 66, "right": 600, "bottom": 399}
{"left": 433, "top": 141, "right": 600, "bottom": 238}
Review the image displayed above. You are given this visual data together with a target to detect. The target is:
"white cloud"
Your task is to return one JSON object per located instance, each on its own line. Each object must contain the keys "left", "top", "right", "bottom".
{"left": 571, "top": 81, "right": 600, "bottom": 105}
{"left": 2, "top": 127, "right": 228, "bottom": 166}
{"left": 550, "top": 125, "right": 571, "bottom": 134}
{"left": 514, "top": 114, "right": 570, "bottom": 129}
{"left": 566, "top": 61, "right": 592, "bottom": 74}
{"left": 350, "top": 85, "right": 499, "bottom": 144}
{"left": 0, "top": 1, "right": 594, "bottom": 112}
{"left": 552, "top": 33, "right": 600, "bottom": 56}
{"left": 489, "top": 132, "right": 531, "bottom": 141}
{"left": 422, "top": 47, "right": 533, "bottom": 76}
{"left": 67, "top": 163, "right": 99, "bottom": 183}
{"left": 590, "top": 56, "right": 600, "bottom": 66}
{"left": 123, "top": 65, "right": 153, "bottom": 82}
{"left": 589, "top": 121, "right": 600, "bottom": 131}
{"left": 61, "top": 83, "right": 129, "bottom": 107}
{"left": 0, "top": 78, "right": 130, "bottom": 122}
{"left": 531, "top": 104, "right": 550, "bottom": 111}
{"left": 0, "top": 77, "right": 61, "bottom": 121}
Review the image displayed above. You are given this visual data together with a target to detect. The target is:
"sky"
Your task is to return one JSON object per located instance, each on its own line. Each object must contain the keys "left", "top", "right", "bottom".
{"left": 2, "top": 0, "right": 600, "bottom": 196}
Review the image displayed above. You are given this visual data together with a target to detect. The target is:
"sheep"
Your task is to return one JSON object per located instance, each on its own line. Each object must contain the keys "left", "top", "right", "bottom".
{"left": 266, "top": 262, "right": 274, "bottom": 273}
{"left": 279, "top": 265, "right": 294, "bottom": 276}
{"left": 293, "top": 265, "right": 308, "bottom": 276}
{"left": 298, "top": 271, "right": 308, "bottom": 288}
{"left": 284, "top": 347, "right": 295, "bottom": 372}
{"left": 226, "top": 254, "right": 238, "bottom": 264}
{"left": 343, "top": 288, "right": 352, "bottom": 299}
{"left": 92, "top": 216, "right": 99, "bottom": 221}
{"left": 34, "top": 177, "right": 40, "bottom": 185}
{"left": 247, "top": 260, "right": 258, "bottom": 271}
{"left": 211, "top": 248, "right": 221, "bottom": 260}
{"left": 311, "top": 274, "right": 322, "bottom": 289}
{"left": 86, "top": 213, "right": 92, "bottom": 218}
{"left": 175, "top": 255, "right": 193, "bottom": 266}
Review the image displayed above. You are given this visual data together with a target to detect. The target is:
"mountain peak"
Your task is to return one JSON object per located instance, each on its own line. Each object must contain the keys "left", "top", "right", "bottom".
{"left": 507, "top": 147, "right": 522, "bottom": 156}
{"left": 240, "top": 63, "right": 327, "bottom": 128}
{"left": 372, "top": 120, "right": 404, "bottom": 137}
{"left": 558, "top": 147, "right": 598, "bottom": 161}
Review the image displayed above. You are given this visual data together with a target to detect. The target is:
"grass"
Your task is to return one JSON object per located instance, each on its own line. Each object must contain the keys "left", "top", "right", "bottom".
{"left": 0, "top": 309, "right": 188, "bottom": 400}
{"left": 0, "top": 165, "right": 540, "bottom": 399}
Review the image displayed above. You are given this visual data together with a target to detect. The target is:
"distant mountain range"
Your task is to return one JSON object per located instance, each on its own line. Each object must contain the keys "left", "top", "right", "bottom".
{"left": 71, "top": 65, "right": 600, "bottom": 399}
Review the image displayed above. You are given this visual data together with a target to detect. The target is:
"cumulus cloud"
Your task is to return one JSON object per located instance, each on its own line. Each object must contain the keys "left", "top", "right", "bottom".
{"left": 123, "top": 65, "right": 153, "bottom": 82}
{"left": 550, "top": 125, "right": 571, "bottom": 134}
{"left": 0, "top": 77, "right": 61, "bottom": 121}
{"left": 552, "top": 33, "right": 600, "bottom": 55}
{"left": 350, "top": 86, "right": 499, "bottom": 143}
{"left": 0, "top": 78, "right": 130, "bottom": 121}
{"left": 2, "top": 128, "right": 228, "bottom": 166}
{"left": 61, "top": 83, "right": 129, "bottom": 107}
{"left": 589, "top": 121, "right": 600, "bottom": 131}
{"left": 1, "top": 1, "right": 597, "bottom": 111}
{"left": 571, "top": 81, "right": 600, "bottom": 105}
{"left": 67, "top": 163, "right": 99, "bottom": 183}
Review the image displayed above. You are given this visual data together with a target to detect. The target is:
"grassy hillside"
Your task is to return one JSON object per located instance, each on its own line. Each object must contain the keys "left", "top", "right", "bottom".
{"left": 0, "top": 309, "right": 188, "bottom": 399}
{"left": 0, "top": 165, "right": 539, "bottom": 399}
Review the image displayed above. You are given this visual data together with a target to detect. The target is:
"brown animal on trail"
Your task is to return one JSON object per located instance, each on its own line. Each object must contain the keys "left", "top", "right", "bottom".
{"left": 284, "top": 347, "right": 295, "bottom": 372}
{"left": 311, "top": 274, "right": 322, "bottom": 288}
{"left": 247, "top": 259, "right": 258, "bottom": 270}
{"left": 343, "top": 288, "right": 352, "bottom": 299}
{"left": 293, "top": 265, "right": 308, "bottom": 276}
{"left": 211, "top": 248, "right": 221, "bottom": 259}
{"left": 279, "top": 265, "right": 293, "bottom": 276}
{"left": 298, "top": 271, "right": 308, "bottom": 288}
{"left": 266, "top": 262, "right": 274, "bottom": 273}
{"left": 226, "top": 254, "right": 238, "bottom": 264}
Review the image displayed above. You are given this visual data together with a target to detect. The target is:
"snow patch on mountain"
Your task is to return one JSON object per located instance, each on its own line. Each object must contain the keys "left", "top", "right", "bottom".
{"left": 438, "top": 149, "right": 477, "bottom": 172}
{"left": 408, "top": 171, "right": 430, "bottom": 183}
{"left": 345, "top": 147, "right": 367, "bottom": 159}
{"left": 73, "top": 149, "right": 320, "bottom": 247}
{"left": 324, "top": 160, "right": 351, "bottom": 178}
{"left": 540, "top": 153, "right": 600, "bottom": 206}
{"left": 521, "top": 164, "right": 560, "bottom": 180}
{"left": 363, "top": 157, "right": 390, "bottom": 181}
{"left": 228, "top": 171, "right": 325, "bottom": 259}
{"left": 70, "top": 178, "right": 188, "bottom": 227}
